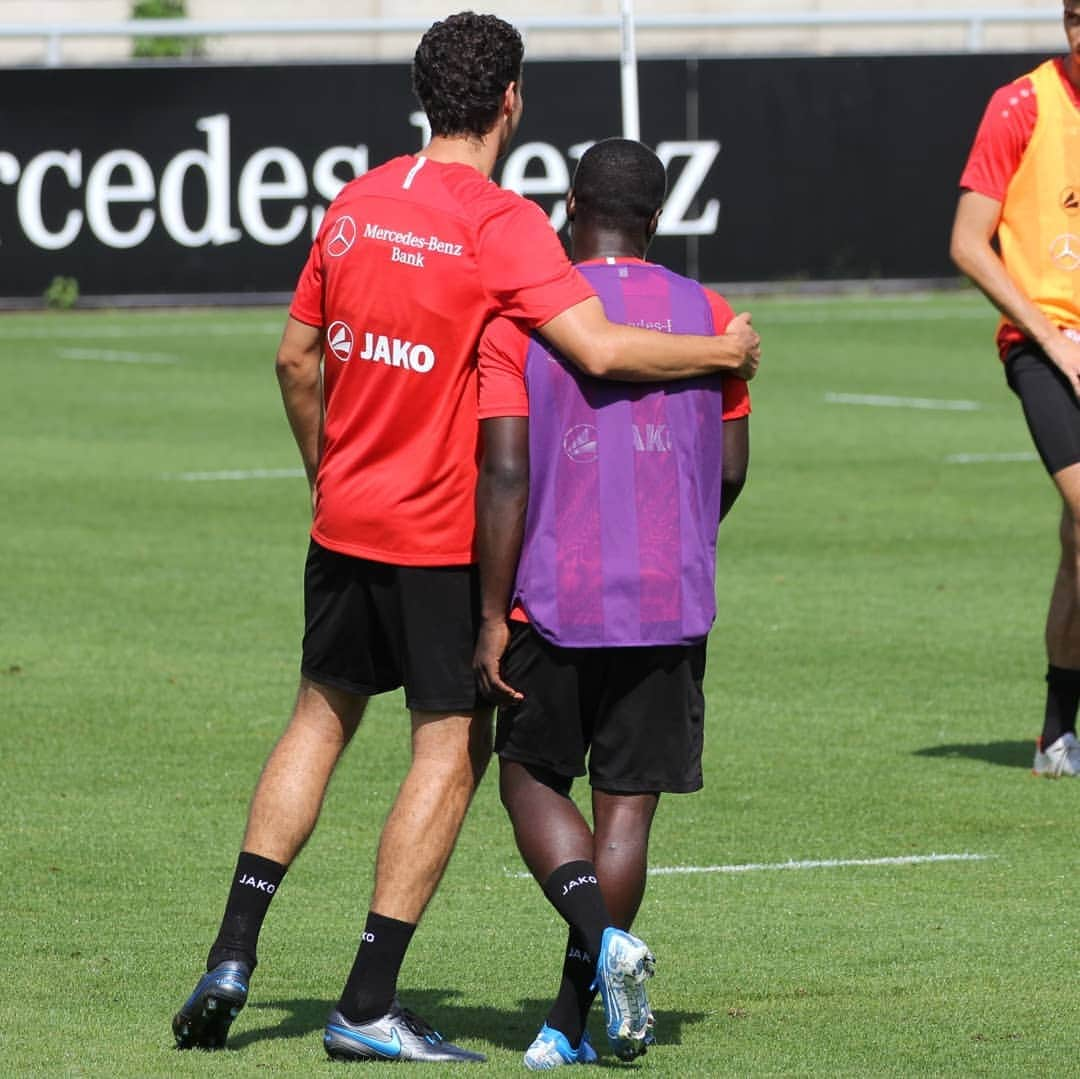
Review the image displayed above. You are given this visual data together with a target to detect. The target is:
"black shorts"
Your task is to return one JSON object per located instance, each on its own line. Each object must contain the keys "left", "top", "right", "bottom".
{"left": 494, "top": 622, "right": 706, "bottom": 794}
{"left": 1004, "top": 341, "right": 1080, "bottom": 475}
{"left": 301, "top": 540, "right": 481, "bottom": 713}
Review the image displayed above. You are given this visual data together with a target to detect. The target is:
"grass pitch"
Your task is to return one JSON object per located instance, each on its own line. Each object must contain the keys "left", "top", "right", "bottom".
{"left": 2, "top": 291, "right": 1077, "bottom": 1076}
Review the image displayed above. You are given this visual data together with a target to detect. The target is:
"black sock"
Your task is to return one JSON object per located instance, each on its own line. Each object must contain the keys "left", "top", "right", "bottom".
{"left": 337, "top": 912, "right": 417, "bottom": 1024}
{"left": 1043, "top": 665, "right": 1080, "bottom": 746}
{"left": 541, "top": 860, "right": 610, "bottom": 959}
{"left": 205, "top": 852, "right": 287, "bottom": 972}
{"left": 545, "top": 928, "right": 597, "bottom": 1047}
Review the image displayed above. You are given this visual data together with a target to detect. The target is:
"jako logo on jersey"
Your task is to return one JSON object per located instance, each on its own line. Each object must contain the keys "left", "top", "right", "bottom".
{"left": 239, "top": 874, "right": 276, "bottom": 894}
{"left": 326, "top": 214, "right": 357, "bottom": 257}
{"left": 327, "top": 320, "right": 355, "bottom": 361}
{"left": 567, "top": 947, "right": 593, "bottom": 964}
{"left": 358, "top": 332, "right": 436, "bottom": 374}
{"left": 563, "top": 424, "right": 598, "bottom": 463}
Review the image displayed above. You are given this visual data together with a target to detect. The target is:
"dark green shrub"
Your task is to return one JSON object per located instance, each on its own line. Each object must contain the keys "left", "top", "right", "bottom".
{"left": 44, "top": 276, "right": 79, "bottom": 310}
{"left": 131, "top": 1, "right": 203, "bottom": 59}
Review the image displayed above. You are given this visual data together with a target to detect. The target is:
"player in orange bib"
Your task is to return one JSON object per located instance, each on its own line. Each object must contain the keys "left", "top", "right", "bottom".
{"left": 952, "top": 2, "right": 1080, "bottom": 778}
{"left": 171, "top": 11, "right": 762, "bottom": 1065}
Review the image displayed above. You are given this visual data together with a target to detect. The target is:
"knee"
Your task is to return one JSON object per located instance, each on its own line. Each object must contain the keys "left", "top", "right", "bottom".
{"left": 468, "top": 712, "right": 493, "bottom": 767}
{"left": 294, "top": 678, "right": 365, "bottom": 745}
{"left": 594, "top": 831, "right": 649, "bottom": 862}
{"left": 497, "top": 763, "right": 515, "bottom": 814}
{"left": 593, "top": 793, "right": 659, "bottom": 849}
{"left": 497, "top": 759, "right": 531, "bottom": 817}
{"left": 498, "top": 759, "right": 570, "bottom": 814}
{"left": 1060, "top": 516, "right": 1080, "bottom": 568}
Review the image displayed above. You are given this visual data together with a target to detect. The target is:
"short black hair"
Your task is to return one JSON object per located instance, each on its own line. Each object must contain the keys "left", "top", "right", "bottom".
{"left": 412, "top": 12, "right": 524, "bottom": 138}
{"left": 571, "top": 138, "right": 667, "bottom": 233}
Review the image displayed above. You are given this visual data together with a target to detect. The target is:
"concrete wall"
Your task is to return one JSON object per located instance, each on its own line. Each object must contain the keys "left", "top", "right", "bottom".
{"left": 0, "top": 0, "right": 1067, "bottom": 67}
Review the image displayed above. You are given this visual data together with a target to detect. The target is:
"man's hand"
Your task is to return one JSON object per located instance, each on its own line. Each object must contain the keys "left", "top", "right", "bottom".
{"left": 726, "top": 312, "right": 761, "bottom": 381}
{"left": 473, "top": 618, "right": 523, "bottom": 705}
{"left": 1046, "top": 328, "right": 1080, "bottom": 399}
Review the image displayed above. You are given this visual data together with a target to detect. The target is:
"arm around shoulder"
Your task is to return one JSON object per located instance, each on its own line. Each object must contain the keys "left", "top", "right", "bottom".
{"left": 537, "top": 297, "right": 761, "bottom": 382}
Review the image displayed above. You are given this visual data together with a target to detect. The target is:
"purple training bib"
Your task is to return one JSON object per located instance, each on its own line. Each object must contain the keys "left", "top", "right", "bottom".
{"left": 514, "top": 261, "right": 726, "bottom": 647}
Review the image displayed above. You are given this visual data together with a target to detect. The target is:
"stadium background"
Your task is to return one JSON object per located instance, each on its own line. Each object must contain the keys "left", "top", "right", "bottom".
{"left": 0, "top": 2, "right": 1066, "bottom": 301}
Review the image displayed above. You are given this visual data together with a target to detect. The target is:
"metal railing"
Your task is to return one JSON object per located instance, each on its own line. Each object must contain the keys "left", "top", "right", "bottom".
{"left": 0, "top": 9, "right": 1065, "bottom": 68}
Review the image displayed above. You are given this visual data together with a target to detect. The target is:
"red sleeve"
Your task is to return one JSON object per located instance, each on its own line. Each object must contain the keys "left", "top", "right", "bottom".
{"left": 288, "top": 238, "right": 324, "bottom": 327}
{"left": 476, "top": 194, "right": 595, "bottom": 326}
{"left": 704, "top": 287, "right": 751, "bottom": 421}
{"left": 478, "top": 315, "right": 530, "bottom": 419}
{"left": 958, "top": 76, "right": 1037, "bottom": 201}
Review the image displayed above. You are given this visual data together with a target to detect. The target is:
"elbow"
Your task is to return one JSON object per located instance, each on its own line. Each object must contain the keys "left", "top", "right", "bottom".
{"left": 720, "top": 475, "right": 746, "bottom": 520}
{"left": 584, "top": 345, "right": 617, "bottom": 379}
{"left": 722, "top": 473, "right": 746, "bottom": 502}
{"left": 276, "top": 346, "right": 314, "bottom": 387}
{"left": 479, "top": 459, "right": 529, "bottom": 520}
{"left": 948, "top": 236, "right": 965, "bottom": 274}
{"left": 949, "top": 230, "right": 976, "bottom": 277}
{"left": 482, "top": 459, "right": 529, "bottom": 497}
{"left": 565, "top": 336, "right": 618, "bottom": 380}
{"left": 275, "top": 348, "right": 297, "bottom": 384}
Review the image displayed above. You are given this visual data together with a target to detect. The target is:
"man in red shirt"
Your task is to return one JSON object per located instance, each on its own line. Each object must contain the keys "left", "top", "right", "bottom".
{"left": 473, "top": 138, "right": 750, "bottom": 1068}
{"left": 172, "top": 13, "right": 761, "bottom": 1063}
{"left": 952, "top": 2, "right": 1080, "bottom": 778}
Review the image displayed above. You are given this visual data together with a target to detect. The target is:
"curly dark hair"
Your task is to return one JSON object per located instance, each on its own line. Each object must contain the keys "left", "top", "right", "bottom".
{"left": 572, "top": 138, "right": 668, "bottom": 233}
{"left": 412, "top": 12, "right": 524, "bottom": 138}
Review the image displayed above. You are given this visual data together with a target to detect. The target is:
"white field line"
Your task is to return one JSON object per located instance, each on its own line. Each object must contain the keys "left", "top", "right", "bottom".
{"left": 167, "top": 468, "right": 307, "bottom": 481}
{"left": 58, "top": 347, "right": 178, "bottom": 365}
{"left": 762, "top": 306, "right": 990, "bottom": 324}
{"left": 506, "top": 852, "right": 990, "bottom": 879}
{"left": 0, "top": 322, "right": 281, "bottom": 340}
{"left": 946, "top": 451, "right": 1039, "bottom": 465}
{"left": 647, "top": 852, "right": 990, "bottom": 875}
{"left": 825, "top": 392, "right": 982, "bottom": 411}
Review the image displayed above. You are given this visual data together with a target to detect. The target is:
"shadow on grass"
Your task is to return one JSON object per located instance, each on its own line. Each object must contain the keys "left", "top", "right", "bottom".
{"left": 913, "top": 740, "right": 1033, "bottom": 769}
{"left": 229, "top": 987, "right": 706, "bottom": 1056}
{"left": 227, "top": 997, "right": 331, "bottom": 1048}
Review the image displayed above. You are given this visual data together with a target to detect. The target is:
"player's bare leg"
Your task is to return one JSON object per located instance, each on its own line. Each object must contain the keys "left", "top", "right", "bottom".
{"left": 499, "top": 759, "right": 594, "bottom": 879}
{"left": 323, "top": 709, "right": 492, "bottom": 1064}
{"left": 591, "top": 790, "right": 659, "bottom": 930}
{"left": 1046, "top": 468, "right": 1080, "bottom": 666}
{"left": 370, "top": 709, "right": 492, "bottom": 922}
{"left": 1035, "top": 465, "right": 1080, "bottom": 775}
{"left": 174, "top": 678, "right": 366, "bottom": 1049}
{"left": 244, "top": 677, "right": 367, "bottom": 863}
{"left": 501, "top": 762, "right": 655, "bottom": 1062}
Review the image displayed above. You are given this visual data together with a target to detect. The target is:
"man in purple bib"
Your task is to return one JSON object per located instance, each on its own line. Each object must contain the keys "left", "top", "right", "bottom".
{"left": 474, "top": 138, "right": 752, "bottom": 1069}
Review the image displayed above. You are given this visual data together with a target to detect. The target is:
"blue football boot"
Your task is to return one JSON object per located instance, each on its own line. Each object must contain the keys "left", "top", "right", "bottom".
{"left": 324, "top": 1001, "right": 485, "bottom": 1063}
{"left": 523, "top": 1024, "right": 598, "bottom": 1069}
{"left": 172, "top": 959, "right": 251, "bottom": 1050}
{"left": 592, "top": 927, "right": 655, "bottom": 1061}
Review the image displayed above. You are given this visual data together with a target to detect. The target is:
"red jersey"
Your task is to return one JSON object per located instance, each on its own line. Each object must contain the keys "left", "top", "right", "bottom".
{"left": 290, "top": 154, "right": 595, "bottom": 566}
{"left": 959, "top": 58, "right": 1080, "bottom": 356}
{"left": 477, "top": 257, "right": 751, "bottom": 422}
